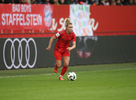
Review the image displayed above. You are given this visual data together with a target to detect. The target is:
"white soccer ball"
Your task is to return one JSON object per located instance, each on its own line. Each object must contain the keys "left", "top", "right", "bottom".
{"left": 67, "top": 72, "right": 77, "bottom": 81}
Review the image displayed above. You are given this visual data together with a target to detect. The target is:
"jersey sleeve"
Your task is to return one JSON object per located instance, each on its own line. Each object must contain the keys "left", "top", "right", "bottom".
{"left": 55, "top": 32, "right": 60, "bottom": 38}
{"left": 72, "top": 33, "right": 76, "bottom": 42}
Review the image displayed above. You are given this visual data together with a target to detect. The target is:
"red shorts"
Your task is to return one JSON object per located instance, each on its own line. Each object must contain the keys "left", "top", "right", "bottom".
{"left": 54, "top": 49, "right": 70, "bottom": 60}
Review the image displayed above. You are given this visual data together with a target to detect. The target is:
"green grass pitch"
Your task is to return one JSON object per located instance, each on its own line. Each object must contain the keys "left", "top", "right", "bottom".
{"left": 0, "top": 63, "right": 136, "bottom": 100}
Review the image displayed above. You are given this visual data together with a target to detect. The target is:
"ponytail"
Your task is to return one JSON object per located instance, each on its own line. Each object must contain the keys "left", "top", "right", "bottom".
{"left": 65, "top": 18, "right": 72, "bottom": 27}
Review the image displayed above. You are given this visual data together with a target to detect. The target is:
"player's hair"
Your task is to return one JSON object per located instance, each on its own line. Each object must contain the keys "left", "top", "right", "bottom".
{"left": 65, "top": 18, "right": 72, "bottom": 27}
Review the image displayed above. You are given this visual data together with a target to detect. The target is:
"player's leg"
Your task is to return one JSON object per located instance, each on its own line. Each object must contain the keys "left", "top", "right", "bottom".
{"left": 54, "top": 50, "right": 62, "bottom": 73}
{"left": 63, "top": 56, "right": 70, "bottom": 67}
{"left": 59, "top": 56, "right": 70, "bottom": 80}
{"left": 54, "top": 60, "right": 61, "bottom": 73}
{"left": 55, "top": 60, "right": 61, "bottom": 68}
{"left": 59, "top": 57, "right": 70, "bottom": 80}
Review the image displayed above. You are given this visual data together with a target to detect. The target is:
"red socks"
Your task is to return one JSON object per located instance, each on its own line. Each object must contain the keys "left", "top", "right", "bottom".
{"left": 60, "top": 66, "right": 68, "bottom": 76}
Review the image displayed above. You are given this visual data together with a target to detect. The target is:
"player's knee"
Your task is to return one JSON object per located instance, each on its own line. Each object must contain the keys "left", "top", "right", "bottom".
{"left": 57, "top": 64, "right": 61, "bottom": 68}
{"left": 64, "top": 63, "right": 69, "bottom": 67}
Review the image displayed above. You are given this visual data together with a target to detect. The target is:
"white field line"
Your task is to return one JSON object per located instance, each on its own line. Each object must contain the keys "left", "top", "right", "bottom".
{"left": 78, "top": 68, "right": 136, "bottom": 73}
{"left": 0, "top": 68, "right": 136, "bottom": 78}
{"left": 0, "top": 73, "right": 57, "bottom": 78}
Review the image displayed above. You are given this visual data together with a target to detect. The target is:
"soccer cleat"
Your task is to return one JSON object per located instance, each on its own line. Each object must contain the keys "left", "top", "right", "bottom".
{"left": 54, "top": 63, "right": 58, "bottom": 73}
{"left": 59, "top": 76, "right": 64, "bottom": 80}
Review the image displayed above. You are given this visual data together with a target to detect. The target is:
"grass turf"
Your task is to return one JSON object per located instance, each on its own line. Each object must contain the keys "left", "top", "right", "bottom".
{"left": 0, "top": 63, "right": 136, "bottom": 100}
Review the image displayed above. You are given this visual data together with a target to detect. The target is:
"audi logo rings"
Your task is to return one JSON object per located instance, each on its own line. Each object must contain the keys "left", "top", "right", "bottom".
{"left": 3, "top": 38, "right": 37, "bottom": 69}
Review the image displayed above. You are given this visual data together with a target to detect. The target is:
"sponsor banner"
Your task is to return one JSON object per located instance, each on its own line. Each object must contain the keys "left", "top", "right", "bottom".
{"left": 0, "top": 36, "right": 136, "bottom": 70}
{"left": 0, "top": 4, "right": 53, "bottom": 30}
{"left": 1, "top": 38, "right": 37, "bottom": 69}
{"left": 0, "top": 5, "right": 136, "bottom": 38}
{"left": 70, "top": 5, "right": 93, "bottom": 36}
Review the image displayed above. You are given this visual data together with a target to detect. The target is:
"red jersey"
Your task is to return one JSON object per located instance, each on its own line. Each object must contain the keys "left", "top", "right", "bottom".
{"left": 54, "top": 30, "right": 76, "bottom": 50}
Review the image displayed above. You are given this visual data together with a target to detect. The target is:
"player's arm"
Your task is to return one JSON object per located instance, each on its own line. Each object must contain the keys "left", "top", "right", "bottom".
{"left": 46, "top": 35, "right": 56, "bottom": 51}
{"left": 67, "top": 33, "right": 76, "bottom": 51}
{"left": 67, "top": 41, "right": 76, "bottom": 51}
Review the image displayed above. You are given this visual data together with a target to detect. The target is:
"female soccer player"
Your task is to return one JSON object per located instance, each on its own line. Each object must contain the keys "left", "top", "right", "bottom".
{"left": 46, "top": 18, "right": 76, "bottom": 80}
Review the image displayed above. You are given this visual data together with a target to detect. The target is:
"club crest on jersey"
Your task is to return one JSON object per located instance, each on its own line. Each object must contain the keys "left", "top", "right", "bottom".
{"left": 56, "top": 33, "right": 60, "bottom": 37}
{"left": 43, "top": 4, "right": 53, "bottom": 27}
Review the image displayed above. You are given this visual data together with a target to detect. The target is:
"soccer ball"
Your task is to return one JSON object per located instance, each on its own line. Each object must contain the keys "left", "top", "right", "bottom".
{"left": 67, "top": 72, "right": 77, "bottom": 81}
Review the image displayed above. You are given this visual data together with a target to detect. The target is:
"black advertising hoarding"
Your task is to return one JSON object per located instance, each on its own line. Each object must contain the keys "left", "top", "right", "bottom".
{"left": 0, "top": 38, "right": 38, "bottom": 70}
{"left": 0, "top": 35, "right": 136, "bottom": 70}
{"left": 76, "top": 36, "right": 136, "bottom": 65}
